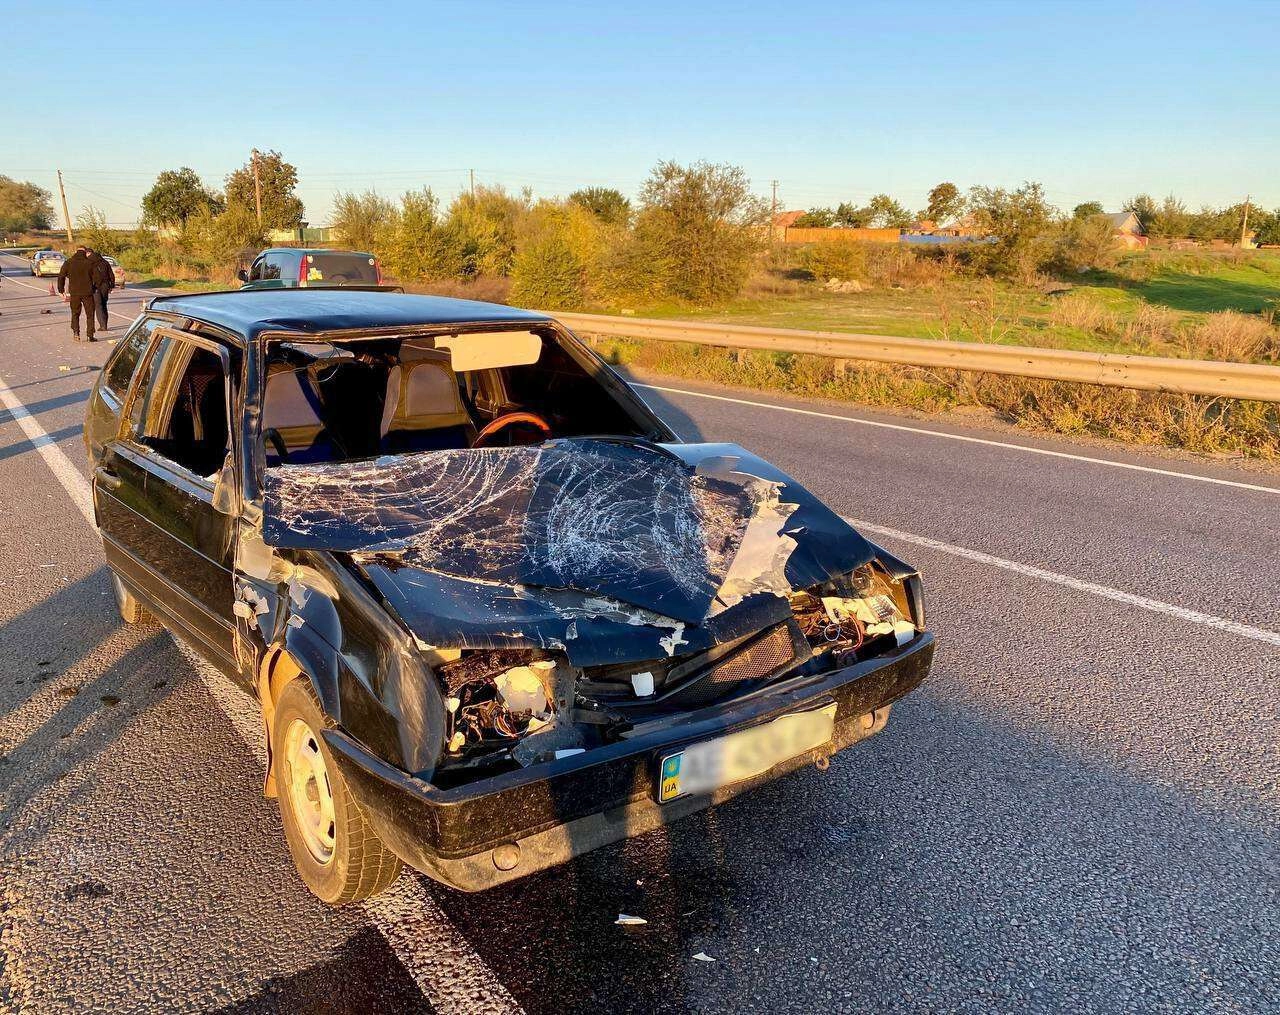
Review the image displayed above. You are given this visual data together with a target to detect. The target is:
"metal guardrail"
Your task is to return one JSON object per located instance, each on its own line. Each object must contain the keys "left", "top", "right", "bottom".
{"left": 552, "top": 312, "right": 1280, "bottom": 403}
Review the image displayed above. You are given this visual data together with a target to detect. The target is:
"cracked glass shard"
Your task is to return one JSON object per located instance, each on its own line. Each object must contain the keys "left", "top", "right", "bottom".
{"left": 262, "top": 441, "right": 802, "bottom": 623}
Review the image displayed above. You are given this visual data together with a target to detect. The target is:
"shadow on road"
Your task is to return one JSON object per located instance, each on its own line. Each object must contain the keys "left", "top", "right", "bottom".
{"left": 210, "top": 927, "right": 432, "bottom": 1015}
{"left": 424, "top": 690, "right": 1279, "bottom": 1015}
{"left": 615, "top": 371, "right": 707, "bottom": 442}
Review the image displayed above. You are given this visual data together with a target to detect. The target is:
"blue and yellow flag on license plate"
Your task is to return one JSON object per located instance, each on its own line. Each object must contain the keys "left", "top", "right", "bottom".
{"left": 660, "top": 754, "right": 683, "bottom": 802}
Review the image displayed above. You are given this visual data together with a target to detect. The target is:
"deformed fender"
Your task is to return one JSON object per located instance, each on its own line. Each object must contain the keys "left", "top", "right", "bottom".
{"left": 240, "top": 546, "right": 448, "bottom": 788}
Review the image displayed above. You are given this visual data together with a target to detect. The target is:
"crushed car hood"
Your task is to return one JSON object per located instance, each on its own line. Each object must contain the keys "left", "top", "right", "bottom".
{"left": 262, "top": 440, "right": 876, "bottom": 665}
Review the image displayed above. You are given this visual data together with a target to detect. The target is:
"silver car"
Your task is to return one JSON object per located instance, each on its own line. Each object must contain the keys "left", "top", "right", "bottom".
{"left": 102, "top": 255, "right": 124, "bottom": 287}
{"left": 31, "top": 251, "right": 65, "bottom": 277}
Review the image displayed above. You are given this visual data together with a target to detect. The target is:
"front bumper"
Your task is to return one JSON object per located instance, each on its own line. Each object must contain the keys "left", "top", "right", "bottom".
{"left": 325, "top": 631, "right": 934, "bottom": 891}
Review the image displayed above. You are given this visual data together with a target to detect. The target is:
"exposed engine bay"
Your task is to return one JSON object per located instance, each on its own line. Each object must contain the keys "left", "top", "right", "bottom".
{"left": 413, "top": 562, "right": 917, "bottom": 784}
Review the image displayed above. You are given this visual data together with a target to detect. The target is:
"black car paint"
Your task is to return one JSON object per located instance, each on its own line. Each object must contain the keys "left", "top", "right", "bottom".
{"left": 84, "top": 289, "right": 934, "bottom": 890}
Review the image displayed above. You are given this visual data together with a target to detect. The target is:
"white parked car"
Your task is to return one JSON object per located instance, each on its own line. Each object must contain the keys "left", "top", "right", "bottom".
{"left": 103, "top": 255, "right": 125, "bottom": 287}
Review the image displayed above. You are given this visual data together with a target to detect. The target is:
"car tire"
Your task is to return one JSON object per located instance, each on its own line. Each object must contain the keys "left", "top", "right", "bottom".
{"left": 273, "top": 678, "right": 403, "bottom": 905}
{"left": 111, "top": 572, "right": 153, "bottom": 624}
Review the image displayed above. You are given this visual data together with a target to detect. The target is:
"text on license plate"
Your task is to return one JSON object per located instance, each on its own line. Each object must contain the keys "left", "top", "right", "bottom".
{"left": 658, "top": 702, "right": 837, "bottom": 803}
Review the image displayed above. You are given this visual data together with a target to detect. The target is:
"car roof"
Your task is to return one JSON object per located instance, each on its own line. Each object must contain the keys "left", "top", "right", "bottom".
{"left": 143, "top": 289, "right": 551, "bottom": 341}
{"left": 261, "top": 247, "right": 375, "bottom": 257}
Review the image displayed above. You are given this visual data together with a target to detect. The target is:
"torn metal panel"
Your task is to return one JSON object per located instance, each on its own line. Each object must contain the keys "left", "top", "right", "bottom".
{"left": 262, "top": 440, "right": 875, "bottom": 639}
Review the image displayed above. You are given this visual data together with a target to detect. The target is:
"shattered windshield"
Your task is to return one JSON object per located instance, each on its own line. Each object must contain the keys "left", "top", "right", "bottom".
{"left": 260, "top": 327, "right": 660, "bottom": 467}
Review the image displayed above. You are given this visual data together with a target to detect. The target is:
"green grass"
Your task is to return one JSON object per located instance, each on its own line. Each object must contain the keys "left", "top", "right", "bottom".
{"left": 625, "top": 249, "right": 1280, "bottom": 361}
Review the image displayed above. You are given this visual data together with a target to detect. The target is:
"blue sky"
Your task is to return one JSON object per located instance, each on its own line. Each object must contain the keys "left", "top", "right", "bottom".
{"left": 3, "top": 0, "right": 1276, "bottom": 226}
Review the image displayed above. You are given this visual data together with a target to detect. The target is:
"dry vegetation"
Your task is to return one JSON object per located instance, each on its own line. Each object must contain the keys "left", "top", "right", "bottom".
{"left": 597, "top": 337, "right": 1280, "bottom": 459}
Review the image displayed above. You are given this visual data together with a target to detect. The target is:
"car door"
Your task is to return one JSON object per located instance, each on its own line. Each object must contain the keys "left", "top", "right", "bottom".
{"left": 94, "top": 326, "right": 242, "bottom": 675}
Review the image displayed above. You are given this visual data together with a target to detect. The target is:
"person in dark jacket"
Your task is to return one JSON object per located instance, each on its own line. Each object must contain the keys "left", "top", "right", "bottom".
{"left": 86, "top": 247, "right": 115, "bottom": 331}
{"left": 56, "top": 245, "right": 98, "bottom": 341}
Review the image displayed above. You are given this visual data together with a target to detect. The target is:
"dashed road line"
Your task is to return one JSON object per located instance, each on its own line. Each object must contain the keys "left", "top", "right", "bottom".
{"left": 636, "top": 383, "right": 1280, "bottom": 495}
{"left": 851, "top": 517, "right": 1280, "bottom": 648}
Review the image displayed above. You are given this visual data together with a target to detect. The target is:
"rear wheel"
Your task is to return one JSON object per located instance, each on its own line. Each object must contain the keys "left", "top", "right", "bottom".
{"left": 273, "top": 679, "right": 403, "bottom": 904}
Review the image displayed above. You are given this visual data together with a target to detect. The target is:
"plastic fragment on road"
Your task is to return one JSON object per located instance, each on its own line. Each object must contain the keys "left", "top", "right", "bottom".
{"left": 615, "top": 914, "right": 648, "bottom": 926}
{"left": 692, "top": 952, "right": 715, "bottom": 963}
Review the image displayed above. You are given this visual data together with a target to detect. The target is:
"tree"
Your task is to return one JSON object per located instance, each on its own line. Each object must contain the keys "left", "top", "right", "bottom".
{"left": 924, "top": 181, "right": 963, "bottom": 224}
{"left": 966, "top": 182, "right": 1058, "bottom": 280}
{"left": 1072, "top": 201, "right": 1105, "bottom": 219}
{"left": 1252, "top": 208, "right": 1280, "bottom": 247}
{"left": 225, "top": 150, "right": 304, "bottom": 229}
{"left": 1123, "top": 193, "right": 1158, "bottom": 232}
{"left": 568, "top": 187, "right": 631, "bottom": 227}
{"left": 794, "top": 207, "right": 835, "bottom": 228}
{"left": 330, "top": 190, "right": 395, "bottom": 251}
{"left": 0, "top": 176, "right": 54, "bottom": 232}
{"left": 141, "top": 167, "right": 221, "bottom": 228}
{"left": 834, "top": 201, "right": 869, "bottom": 228}
{"left": 864, "top": 193, "right": 912, "bottom": 229}
{"left": 75, "top": 207, "right": 121, "bottom": 255}
{"left": 634, "top": 161, "right": 769, "bottom": 302}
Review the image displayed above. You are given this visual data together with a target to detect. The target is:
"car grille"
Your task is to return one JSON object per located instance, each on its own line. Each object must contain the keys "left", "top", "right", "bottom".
{"left": 664, "top": 623, "right": 797, "bottom": 708}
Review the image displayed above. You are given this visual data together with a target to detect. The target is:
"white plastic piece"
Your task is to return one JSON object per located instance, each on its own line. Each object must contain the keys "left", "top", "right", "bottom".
{"left": 692, "top": 952, "right": 716, "bottom": 963}
{"left": 615, "top": 914, "right": 648, "bottom": 926}
{"left": 631, "top": 671, "right": 655, "bottom": 697}
{"left": 893, "top": 620, "right": 916, "bottom": 646}
{"left": 554, "top": 748, "right": 585, "bottom": 759}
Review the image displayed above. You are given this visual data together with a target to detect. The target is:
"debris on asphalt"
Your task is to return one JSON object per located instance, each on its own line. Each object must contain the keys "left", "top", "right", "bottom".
{"left": 615, "top": 914, "right": 648, "bottom": 926}
{"left": 100, "top": 694, "right": 121, "bottom": 707}
{"left": 692, "top": 952, "right": 716, "bottom": 963}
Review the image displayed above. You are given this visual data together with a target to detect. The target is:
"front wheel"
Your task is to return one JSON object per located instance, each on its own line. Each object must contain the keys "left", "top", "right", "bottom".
{"left": 273, "top": 679, "right": 403, "bottom": 904}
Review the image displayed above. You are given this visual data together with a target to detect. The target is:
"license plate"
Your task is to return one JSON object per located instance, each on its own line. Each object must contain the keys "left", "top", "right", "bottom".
{"left": 657, "top": 702, "right": 837, "bottom": 803}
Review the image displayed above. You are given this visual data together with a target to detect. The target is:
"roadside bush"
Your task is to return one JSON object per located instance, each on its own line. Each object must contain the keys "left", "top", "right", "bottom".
{"left": 1050, "top": 291, "right": 1118, "bottom": 333}
{"left": 633, "top": 161, "right": 768, "bottom": 302}
{"left": 799, "top": 241, "right": 867, "bottom": 282}
{"left": 1053, "top": 214, "right": 1119, "bottom": 273}
{"left": 447, "top": 185, "right": 530, "bottom": 277}
{"left": 75, "top": 207, "right": 123, "bottom": 256}
{"left": 377, "top": 189, "right": 470, "bottom": 281}
{"left": 1185, "top": 311, "right": 1279, "bottom": 362}
{"left": 330, "top": 190, "right": 395, "bottom": 252}
{"left": 180, "top": 205, "right": 265, "bottom": 267}
{"left": 508, "top": 202, "right": 602, "bottom": 308}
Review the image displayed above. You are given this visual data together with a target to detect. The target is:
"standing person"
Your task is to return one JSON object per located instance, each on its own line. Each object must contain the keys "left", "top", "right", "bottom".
{"left": 56, "top": 245, "right": 98, "bottom": 341}
{"left": 87, "top": 247, "right": 115, "bottom": 332}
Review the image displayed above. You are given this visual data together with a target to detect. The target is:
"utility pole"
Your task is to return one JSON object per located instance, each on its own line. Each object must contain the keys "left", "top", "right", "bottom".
{"left": 469, "top": 168, "right": 475, "bottom": 200}
{"left": 770, "top": 179, "right": 779, "bottom": 249}
{"left": 56, "top": 169, "right": 74, "bottom": 245}
{"left": 1240, "top": 194, "right": 1251, "bottom": 248}
{"left": 251, "top": 148, "right": 264, "bottom": 226}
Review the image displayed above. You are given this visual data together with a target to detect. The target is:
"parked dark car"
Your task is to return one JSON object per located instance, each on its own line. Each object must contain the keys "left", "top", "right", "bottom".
{"left": 83, "top": 289, "right": 934, "bottom": 903}
{"left": 237, "top": 247, "right": 381, "bottom": 289}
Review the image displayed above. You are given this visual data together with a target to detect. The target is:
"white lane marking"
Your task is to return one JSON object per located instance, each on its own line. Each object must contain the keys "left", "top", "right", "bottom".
{"left": 636, "top": 383, "right": 1280, "bottom": 495}
{"left": 0, "top": 364, "right": 524, "bottom": 1015}
{"left": 0, "top": 376, "right": 95, "bottom": 520}
{"left": 850, "top": 516, "right": 1280, "bottom": 649}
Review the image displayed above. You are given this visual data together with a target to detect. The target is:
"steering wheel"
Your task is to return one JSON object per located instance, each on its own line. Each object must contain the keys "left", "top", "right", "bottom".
{"left": 473, "top": 411, "right": 552, "bottom": 447}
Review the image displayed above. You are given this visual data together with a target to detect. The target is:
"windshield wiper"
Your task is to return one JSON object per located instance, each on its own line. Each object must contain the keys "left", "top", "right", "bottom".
{"left": 560, "top": 434, "right": 683, "bottom": 462}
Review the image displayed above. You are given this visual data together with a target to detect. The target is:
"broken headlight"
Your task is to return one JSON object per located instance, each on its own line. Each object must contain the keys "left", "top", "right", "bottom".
{"left": 790, "top": 562, "right": 918, "bottom": 662}
{"left": 435, "top": 650, "right": 564, "bottom": 754}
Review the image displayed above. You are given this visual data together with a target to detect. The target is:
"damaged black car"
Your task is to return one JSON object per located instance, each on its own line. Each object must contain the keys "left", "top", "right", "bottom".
{"left": 83, "top": 289, "right": 935, "bottom": 902}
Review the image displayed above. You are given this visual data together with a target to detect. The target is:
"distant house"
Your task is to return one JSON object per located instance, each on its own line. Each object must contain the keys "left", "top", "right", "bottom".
{"left": 773, "top": 210, "right": 806, "bottom": 232}
{"left": 936, "top": 213, "right": 985, "bottom": 237}
{"left": 1105, "top": 211, "right": 1147, "bottom": 249}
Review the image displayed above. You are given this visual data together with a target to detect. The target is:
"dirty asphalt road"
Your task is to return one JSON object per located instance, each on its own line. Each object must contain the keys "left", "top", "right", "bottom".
{"left": 1, "top": 252, "right": 1276, "bottom": 1014}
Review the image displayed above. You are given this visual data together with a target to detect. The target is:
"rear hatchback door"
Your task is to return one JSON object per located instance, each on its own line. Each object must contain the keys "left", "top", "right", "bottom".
{"left": 303, "top": 251, "right": 379, "bottom": 286}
